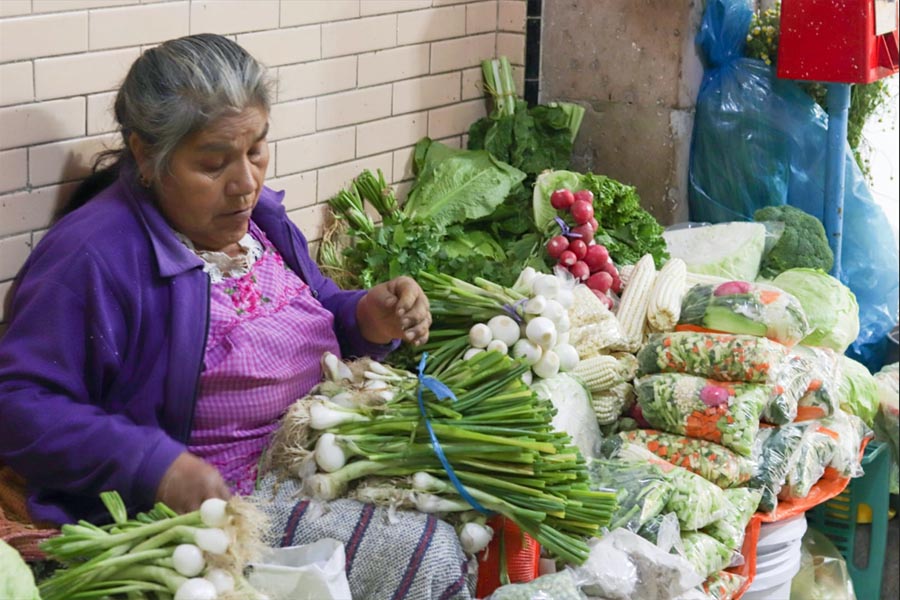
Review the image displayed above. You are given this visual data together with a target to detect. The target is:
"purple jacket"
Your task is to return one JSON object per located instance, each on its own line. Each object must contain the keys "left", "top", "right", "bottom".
{"left": 0, "top": 165, "right": 385, "bottom": 525}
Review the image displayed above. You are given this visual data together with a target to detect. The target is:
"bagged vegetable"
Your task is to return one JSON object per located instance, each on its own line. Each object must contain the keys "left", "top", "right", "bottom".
{"left": 680, "top": 532, "right": 735, "bottom": 579}
{"left": 0, "top": 540, "right": 40, "bottom": 600}
{"left": 820, "top": 410, "right": 870, "bottom": 478}
{"left": 837, "top": 355, "right": 880, "bottom": 427}
{"left": 663, "top": 222, "right": 767, "bottom": 282}
{"left": 759, "top": 352, "right": 811, "bottom": 425}
{"left": 778, "top": 426, "right": 836, "bottom": 500}
{"left": 532, "top": 373, "right": 601, "bottom": 460}
{"left": 588, "top": 458, "right": 674, "bottom": 533}
{"left": 702, "top": 487, "right": 762, "bottom": 552}
{"left": 678, "top": 281, "right": 810, "bottom": 347}
{"left": 751, "top": 424, "right": 810, "bottom": 513}
{"left": 794, "top": 346, "right": 843, "bottom": 420}
{"left": 771, "top": 268, "right": 860, "bottom": 353}
{"left": 487, "top": 569, "right": 585, "bottom": 600}
{"left": 701, "top": 571, "right": 747, "bottom": 600}
{"left": 635, "top": 373, "right": 768, "bottom": 456}
{"left": 617, "top": 429, "right": 756, "bottom": 488}
{"left": 663, "top": 461, "right": 732, "bottom": 531}
{"left": 636, "top": 512, "right": 683, "bottom": 554}
{"left": 637, "top": 332, "right": 792, "bottom": 383}
{"left": 873, "top": 363, "right": 899, "bottom": 494}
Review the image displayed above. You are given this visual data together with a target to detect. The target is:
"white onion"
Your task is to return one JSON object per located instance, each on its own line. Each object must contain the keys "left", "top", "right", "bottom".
{"left": 459, "top": 522, "right": 493, "bottom": 554}
{"left": 468, "top": 323, "right": 493, "bottom": 348}
{"left": 194, "top": 528, "right": 230, "bottom": 555}
{"left": 487, "top": 315, "right": 521, "bottom": 346}
{"left": 463, "top": 347, "right": 485, "bottom": 361}
{"left": 175, "top": 578, "right": 217, "bottom": 600}
{"left": 486, "top": 339, "right": 509, "bottom": 355}
{"left": 556, "top": 287, "right": 574, "bottom": 309}
{"left": 540, "top": 299, "right": 566, "bottom": 326}
{"left": 525, "top": 317, "right": 558, "bottom": 350}
{"left": 205, "top": 569, "right": 235, "bottom": 594}
{"left": 554, "top": 344, "right": 580, "bottom": 372}
{"left": 512, "top": 267, "right": 537, "bottom": 294}
{"left": 532, "top": 274, "right": 560, "bottom": 299}
{"left": 199, "top": 498, "right": 228, "bottom": 529}
{"left": 172, "top": 544, "right": 205, "bottom": 577}
{"left": 521, "top": 370, "right": 533, "bottom": 386}
{"left": 533, "top": 350, "right": 560, "bottom": 379}
{"left": 512, "top": 339, "right": 543, "bottom": 366}
{"left": 314, "top": 432, "right": 347, "bottom": 473}
{"left": 524, "top": 295, "right": 548, "bottom": 315}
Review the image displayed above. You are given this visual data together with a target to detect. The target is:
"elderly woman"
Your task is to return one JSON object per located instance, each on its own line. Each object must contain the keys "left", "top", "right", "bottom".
{"left": 0, "top": 34, "right": 472, "bottom": 598}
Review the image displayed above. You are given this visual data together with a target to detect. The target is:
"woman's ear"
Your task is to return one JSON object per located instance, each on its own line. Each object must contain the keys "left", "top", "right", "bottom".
{"left": 128, "top": 132, "right": 153, "bottom": 184}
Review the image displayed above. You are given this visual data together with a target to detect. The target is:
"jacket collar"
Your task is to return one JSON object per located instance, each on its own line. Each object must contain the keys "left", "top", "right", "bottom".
{"left": 118, "top": 163, "right": 288, "bottom": 278}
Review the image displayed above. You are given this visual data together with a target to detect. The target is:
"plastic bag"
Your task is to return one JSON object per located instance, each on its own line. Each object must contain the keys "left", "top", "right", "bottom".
{"left": 635, "top": 373, "right": 768, "bottom": 456}
{"left": 873, "top": 363, "right": 899, "bottom": 494}
{"left": 637, "top": 332, "right": 792, "bottom": 383}
{"left": 779, "top": 427, "right": 837, "bottom": 500}
{"left": 702, "top": 487, "right": 762, "bottom": 552}
{"left": 679, "top": 281, "right": 810, "bottom": 347}
{"left": 617, "top": 429, "right": 756, "bottom": 488}
{"left": 820, "top": 409, "right": 870, "bottom": 478}
{"left": 688, "top": 0, "right": 899, "bottom": 370}
{"left": 581, "top": 528, "right": 705, "bottom": 600}
{"left": 751, "top": 424, "right": 810, "bottom": 513}
{"left": 701, "top": 571, "right": 747, "bottom": 600}
{"left": 790, "top": 527, "right": 857, "bottom": 600}
{"left": 588, "top": 458, "right": 675, "bottom": 532}
{"left": 794, "top": 346, "right": 842, "bottom": 421}
{"left": 679, "top": 531, "right": 736, "bottom": 579}
{"left": 637, "top": 512, "right": 684, "bottom": 554}
{"left": 486, "top": 570, "right": 586, "bottom": 600}
{"left": 661, "top": 459, "right": 732, "bottom": 531}
{"left": 247, "top": 538, "right": 352, "bottom": 600}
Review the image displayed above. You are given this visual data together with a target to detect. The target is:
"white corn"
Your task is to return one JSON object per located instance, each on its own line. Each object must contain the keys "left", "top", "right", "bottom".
{"left": 647, "top": 258, "right": 687, "bottom": 332}
{"left": 617, "top": 264, "right": 635, "bottom": 289}
{"left": 591, "top": 383, "right": 635, "bottom": 425}
{"left": 613, "top": 254, "right": 656, "bottom": 351}
{"left": 572, "top": 354, "right": 623, "bottom": 394}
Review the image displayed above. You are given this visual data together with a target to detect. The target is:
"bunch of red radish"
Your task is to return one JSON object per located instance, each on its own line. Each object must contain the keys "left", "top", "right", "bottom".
{"left": 546, "top": 188, "right": 621, "bottom": 307}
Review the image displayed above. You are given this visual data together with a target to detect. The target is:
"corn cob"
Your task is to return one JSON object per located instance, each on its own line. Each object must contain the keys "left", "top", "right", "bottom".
{"left": 572, "top": 354, "right": 624, "bottom": 394}
{"left": 647, "top": 258, "right": 687, "bottom": 332}
{"left": 591, "top": 382, "right": 635, "bottom": 425}
{"left": 613, "top": 254, "right": 656, "bottom": 352}
{"left": 617, "top": 264, "right": 635, "bottom": 289}
{"left": 611, "top": 351, "right": 640, "bottom": 381}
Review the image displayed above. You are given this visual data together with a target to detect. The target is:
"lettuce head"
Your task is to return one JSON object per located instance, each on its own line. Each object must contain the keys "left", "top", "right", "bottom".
{"left": 662, "top": 222, "right": 766, "bottom": 281}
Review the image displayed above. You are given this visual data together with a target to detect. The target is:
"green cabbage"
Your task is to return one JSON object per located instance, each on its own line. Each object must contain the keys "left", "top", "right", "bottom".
{"left": 771, "top": 268, "right": 860, "bottom": 352}
{"left": 0, "top": 540, "right": 40, "bottom": 600}
{"left": 838, "top": 355, "right": 880, "bottom": 427}
{"left": 662, "top": 222, "right": 766, "bottom": 281}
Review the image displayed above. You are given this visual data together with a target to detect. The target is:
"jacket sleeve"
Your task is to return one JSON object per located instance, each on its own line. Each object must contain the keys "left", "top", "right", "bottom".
{"left": 0, "top": 248, "right": 185, "bottom": 522}
{"left": 285, "top": 218, "right": 399, "bottom": 360}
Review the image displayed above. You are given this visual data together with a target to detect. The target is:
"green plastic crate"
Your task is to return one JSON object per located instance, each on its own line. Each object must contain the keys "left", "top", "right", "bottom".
{"left": 806, "top": 441, "right": 891, "bottom": 600}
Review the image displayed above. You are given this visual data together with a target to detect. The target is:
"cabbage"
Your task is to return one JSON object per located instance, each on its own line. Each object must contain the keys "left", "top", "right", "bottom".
{"left": 837, "top": 355, "right": 880, "bottom": 427}
{"left": 662, "top": 222, "right": 766, "bottom": 281}
{"left": 0, "top": 540, "right": 40, "bottom": 600}
{"left": 771, "top": 268, "right": 860, "bottom": 352}
{"left": 532, "top": 373, "right": 600, "bottom": 459}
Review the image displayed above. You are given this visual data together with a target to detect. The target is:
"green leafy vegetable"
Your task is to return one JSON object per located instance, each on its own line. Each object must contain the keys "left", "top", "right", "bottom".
{"left": 0, "top": 540, "right": 40, "bottom": 600}
{"left": 754, "top": 205, "right": 834, "bottom": 278}
{"left": 663, "top": 222, "right": 767, "bottom": 281}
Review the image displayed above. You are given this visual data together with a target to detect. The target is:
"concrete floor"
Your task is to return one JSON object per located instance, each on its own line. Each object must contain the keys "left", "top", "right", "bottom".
{"left": 852, "top": 493, "right": 899, "bottom": 600}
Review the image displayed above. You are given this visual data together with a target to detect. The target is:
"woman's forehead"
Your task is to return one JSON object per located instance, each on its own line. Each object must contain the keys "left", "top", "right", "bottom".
{"left": 189, "top": 107, "right": 269, "bottom": 149}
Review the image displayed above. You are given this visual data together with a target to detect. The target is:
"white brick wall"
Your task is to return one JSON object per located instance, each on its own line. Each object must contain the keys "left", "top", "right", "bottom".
{"left": 0, "top": 0, "right": 526, "bottom": 324}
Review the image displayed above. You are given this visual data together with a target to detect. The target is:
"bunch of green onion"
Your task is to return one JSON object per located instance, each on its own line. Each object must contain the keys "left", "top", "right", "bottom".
{"left": 267, "top": 350, "right": 617, "bottom": 565}
{"left": 38, "top": 492, "right": 266, "bottom": 600}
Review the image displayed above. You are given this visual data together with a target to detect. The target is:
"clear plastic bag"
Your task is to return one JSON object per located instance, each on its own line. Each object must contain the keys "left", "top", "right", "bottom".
{"left": 793, "top": 346, "right": 842, "bottom": 420}
{"left": 617, "top": 429, "right": 756, "bottom": 488}
{"left": 873, "top": 362, "right": 899, "bottom": 493}
{"left": 679, "top": 532, "right": 737, "bottom": 580}
{"left": 702, "top": 487, "right": 762, "bottom": 552}
{"left": 778, "top": 427, "right": 836, "bottom": 500}
{"left": 790, "top": 527, "right": 857, "bottom": 600}
{"left": 751, "top": 424, "right": 810, "bottom": 513}
{"left": 588, "top": 458, "right": 675, "bottom": 533}
{"left": 819, "top": 410, "right": 870, "bottom": 479}
{"left": 486, "top": 570, "right": 586, "bottom": 600}
{"left": 688, "top": 0, "right": 899, "bottom": 370}
{"left": 701, "top": 571, "right": 747, "bottom": 600}
{"left": 634, "top": 373, "right": 768, "bottom": 456}
{"left": 679, "top": 282, "right": 811, "bottom": 347}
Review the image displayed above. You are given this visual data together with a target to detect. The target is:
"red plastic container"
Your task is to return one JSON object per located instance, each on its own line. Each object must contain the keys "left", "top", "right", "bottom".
{"left": 475, "top": 516, "right": 541, "bottom": 599}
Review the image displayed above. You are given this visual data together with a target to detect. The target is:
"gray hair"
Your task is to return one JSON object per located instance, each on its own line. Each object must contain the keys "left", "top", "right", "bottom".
{"left": 113, "top": 33, "right": 273, "bottom": 181}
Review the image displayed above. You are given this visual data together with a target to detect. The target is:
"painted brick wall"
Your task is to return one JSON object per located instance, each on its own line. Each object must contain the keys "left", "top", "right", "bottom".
{"left": 0, "top": 0, "right": 527, "bottom": 326}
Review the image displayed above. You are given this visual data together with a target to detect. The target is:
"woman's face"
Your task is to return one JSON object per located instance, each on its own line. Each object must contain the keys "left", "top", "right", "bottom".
{"left": 153, "top": 106, "right": 270, "bottom": 254}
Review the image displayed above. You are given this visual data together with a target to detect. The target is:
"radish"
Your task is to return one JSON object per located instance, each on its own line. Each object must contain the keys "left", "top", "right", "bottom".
{"left": 611, "top": 275, "right": 623, "bottom": 295}
{"left": 570, "top": 200, "right": 594, "bottom": 225}
{"left": 570, "top": 261, "right": 590, "bottom": 282}
{"left": 588, "top": 217, "right": 600, "bottom": 233}
{"left": 570, "top": 223, "right": 595, "bottom": 242}
{"left": 714, "top": 281, "right": 752, "bottom": 296}
{"left": 573, "top": 189, "right": 594, "bottom": 204}
{"left": 586, "top": 271, "right": 613, "bottom": 293}
{"left": 584, "top": 245, "right": 609, "bottom": 272}
{"left": 558, "top": 250, "right": 577, "bottom": 267}
{"left": 601, "top": 261, "right": 619, "bottom": 278}
{"left": 550, "top": 188, "right": 575, "bottom": 210}
{"left": 546, "top": 235, "right": 569, "bottom": 259}
{"left": 567, "top": 239, "right": 587, "bottom": 260}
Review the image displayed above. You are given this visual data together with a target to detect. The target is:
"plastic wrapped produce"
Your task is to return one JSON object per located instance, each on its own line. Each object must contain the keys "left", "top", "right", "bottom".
{"left": 664, "top": 463, "right": 731, "bottom": 531}
{"left": 617, "top": 429, "right": 755, "bottom": 488}
{"left": 701, "top": 571, "right": 747, "bottom": 600}
{"left": 759, "top": 352, "right": 812, "bottom": 425}
{"left": 751, "top": 424, "right": 810, "bottom": 513}
{"left": 873, "top": 363, "right": 899, "bottom": 494}
{"left": 636, "top": 513, "right": 683, "bottom": 554}
{"left": 487, "top": 570, "right": 585, "bottom": 600}
{"left": 779, "top": 426, "right": 837, "bottom": 500}
{"left": 702, "top": 487, "right": 762, "bottom": 552}
{"left": 680, "top": 532, "right": 735, "bottom": 579}
{"left": 588, "top": 459, "right": 675, "bottom": 533}
{"left": 637, "top": 332, "right": 792, "bottom": 383}
{"left": 678, "top": 281, "right": 810, "bottom": 347}
{"left": 820, "top": 410, "right": 871, "bottom": 478}
{"left": 635, "top": 373, "right": 768, "bottom": 456}
{"left": 793, "top": 346, "right": 842, "bottom": 420}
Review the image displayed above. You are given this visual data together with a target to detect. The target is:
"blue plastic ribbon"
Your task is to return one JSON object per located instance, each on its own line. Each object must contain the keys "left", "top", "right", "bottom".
{"left": 555, "top": 216, "right": 581, "bottom": 238}
{"left": 501, "top": 298, "right": 527, "bottom": 324}
{"left": 416, "top": 353, "right": 490, "bottom": 514}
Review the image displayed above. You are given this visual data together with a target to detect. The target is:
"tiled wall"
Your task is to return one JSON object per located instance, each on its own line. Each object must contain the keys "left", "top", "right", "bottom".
{"left": 0, "top": 0, "right": 527, "bottom": 326}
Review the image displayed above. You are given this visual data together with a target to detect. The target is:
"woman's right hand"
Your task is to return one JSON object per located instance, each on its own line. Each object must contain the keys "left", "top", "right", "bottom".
{"left": 156, "top": 451, "right": 231, "bottom": 514}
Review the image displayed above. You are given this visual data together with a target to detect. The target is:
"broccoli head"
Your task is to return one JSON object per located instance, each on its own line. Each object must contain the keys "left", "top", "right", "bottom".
{"left": 753, "top": 205, "right": 834, "bottom": 278}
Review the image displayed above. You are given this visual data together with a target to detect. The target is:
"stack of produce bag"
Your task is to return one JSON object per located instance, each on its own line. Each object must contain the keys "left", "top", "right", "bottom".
{"left": 873, "top": 363, "right": 899, "bottom": 494}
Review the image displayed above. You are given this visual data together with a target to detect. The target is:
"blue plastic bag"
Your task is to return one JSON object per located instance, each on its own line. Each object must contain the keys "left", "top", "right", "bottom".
{"left": 688, "top": 0, "right": 899, "bottom": 371}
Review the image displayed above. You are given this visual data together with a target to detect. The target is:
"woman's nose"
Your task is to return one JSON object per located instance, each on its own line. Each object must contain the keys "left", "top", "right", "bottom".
{"left": 225, "top": 159, "right": 256, "bottom": 196}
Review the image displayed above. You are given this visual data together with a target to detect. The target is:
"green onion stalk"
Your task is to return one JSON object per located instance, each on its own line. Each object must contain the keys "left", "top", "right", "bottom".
{"left": 327, "top": 184, "right": 375, "bottom": 235}
{"left": 38, "top": 492, "right": 267, "bottom": 600}
{"left": 354, "top": 168, "right": 398, "bottom": 218}
{"left": 266, "top": 351, "right": 617, "bottom": 566}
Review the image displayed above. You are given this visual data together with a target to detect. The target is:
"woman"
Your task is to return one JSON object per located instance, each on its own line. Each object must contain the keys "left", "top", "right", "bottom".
{"left": 0, "top": 34, "right": 471, "bottom": 598}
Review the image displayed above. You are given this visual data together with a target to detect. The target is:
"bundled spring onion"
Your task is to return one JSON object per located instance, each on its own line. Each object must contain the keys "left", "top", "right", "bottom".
{"left": 266, "top": 351, "right": 617, "bottom": 565}
{"left": 38, "top": 492, "right": 266, "bottom": 600}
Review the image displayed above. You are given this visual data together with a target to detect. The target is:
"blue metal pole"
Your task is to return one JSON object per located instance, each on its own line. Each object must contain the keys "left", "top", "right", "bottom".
{"left": 824, "top": 82, "right": 851, "bottom": 282}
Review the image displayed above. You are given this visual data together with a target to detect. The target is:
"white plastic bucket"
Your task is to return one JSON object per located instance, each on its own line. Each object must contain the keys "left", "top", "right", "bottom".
{"left": 757, "top": 514, "right": 808, "bottom": 550}
{"left": 744, "top": 549, "right": 803, "bottom": 600}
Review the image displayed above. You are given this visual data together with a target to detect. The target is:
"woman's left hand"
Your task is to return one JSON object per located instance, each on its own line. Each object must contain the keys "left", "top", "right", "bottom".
{"left": 357, "top": 276, "right": 431, "bottom": 346}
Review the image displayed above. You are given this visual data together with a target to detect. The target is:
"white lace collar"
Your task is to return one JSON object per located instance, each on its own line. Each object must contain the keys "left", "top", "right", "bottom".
{"left": 175, "top": 229, "right": 264, "bottom": 283}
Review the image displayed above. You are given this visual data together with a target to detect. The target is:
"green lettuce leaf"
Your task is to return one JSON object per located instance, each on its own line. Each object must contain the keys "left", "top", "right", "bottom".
{"left": 0, "top": 540, "right": 40, "bottom": 600}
